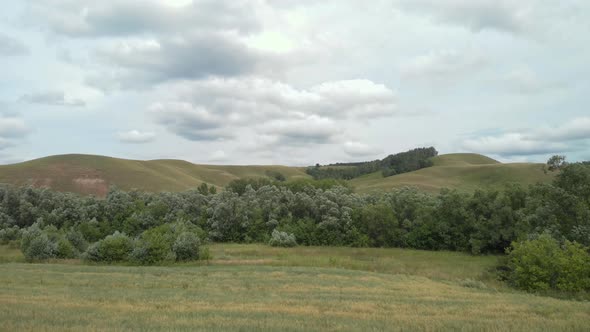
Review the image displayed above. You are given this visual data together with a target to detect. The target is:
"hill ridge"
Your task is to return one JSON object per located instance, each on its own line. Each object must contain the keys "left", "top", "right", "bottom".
{"left": 0, "top": 153, "right": 554, "bottom": 196}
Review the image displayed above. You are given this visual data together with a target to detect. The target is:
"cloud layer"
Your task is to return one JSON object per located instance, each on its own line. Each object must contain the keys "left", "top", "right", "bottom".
{"left": 0, "top": 0, "right": 587, "bottom": 164}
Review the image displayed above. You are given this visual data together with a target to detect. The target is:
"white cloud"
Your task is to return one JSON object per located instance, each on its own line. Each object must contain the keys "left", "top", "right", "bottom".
{"left": 343, "top": 141, "right": 382, "bottom": 158}
{"left": 528, "top": 117, "right": 590, "bottom": 142}
{"left": 503, "top": 67, "right": 555, "bottom": 94}
{"left": 0, "top": 116, "right": 30, "bottom": 151}
{"left": 0, "top": 117, "right": 30, "bottom": 138}
{"left": 117, "top": 130, "right": 156, "bottom": 144}
{"left": 400, "top": 50, "right": 487, "bottom": 81}
{"left": 208, "top": 150, "right": 228, "bottom": 162}
{"left": 150, "top": 77, "right": 398, "bottom": 147}
{"left": 462, "top": 133, "right": 568, "bottom": 156}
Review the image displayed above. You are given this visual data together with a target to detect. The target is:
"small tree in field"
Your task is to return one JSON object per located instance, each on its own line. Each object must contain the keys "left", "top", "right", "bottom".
{"left": 547, "top": 155, "right": 567, "bottom": 172}
{"left": 269, "top": 230, "right": 297, "bottom": 247}
{"left": 173, "top": 232, "right": 201, "bottom": 261}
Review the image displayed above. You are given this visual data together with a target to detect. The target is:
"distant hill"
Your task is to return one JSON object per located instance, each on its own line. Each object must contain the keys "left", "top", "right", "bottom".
{"left": 0, "top": 153, "right": 555, "bottom": 196}
{"left": 0, "top": 154, "right": 310, "bottom": 196}
{"left": 351, "top": 153, "right": 555, "bottom": 193}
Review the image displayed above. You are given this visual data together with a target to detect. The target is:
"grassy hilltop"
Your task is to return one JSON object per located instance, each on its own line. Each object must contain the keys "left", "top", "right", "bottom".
{"left": 352, "top": 153, "right": 554, "bottom": 193}
{"left": 0, "top": 153, "right": 554, "bottom": 196}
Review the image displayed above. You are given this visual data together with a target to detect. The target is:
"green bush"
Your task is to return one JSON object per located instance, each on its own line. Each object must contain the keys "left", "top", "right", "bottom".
{"left": 24, "top": 233, "right": 57, "bottom": 261}
{"left": 173, "top": 232, "right": 201, "bottom": 261}
{"left": 131, "top": 226, "right": 175, "bottom": 264}
{"left": 84, "top": 231, "right": 133, "bottom": 263}
{"left": 56, "top": 238, "right": 78, "bottom": 259}
{"left": 269, "top": 230, "right": 297, "bottom": 247}
{"left": 504, "top": 234, "right": 590, "bottom": 292}
{"left": 0, "top": 226, "right": 20, "bottom": 244}
{"left": 66, "top": 229, "right": 88, "bottom": 252}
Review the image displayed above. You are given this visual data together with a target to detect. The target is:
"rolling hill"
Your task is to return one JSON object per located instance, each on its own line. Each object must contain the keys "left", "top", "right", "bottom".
{"left": 0, "top": 154, "right": 310, "bottom": 196}
{"left": 0, "top": 153, "right": 555, "bottom": 196}
{"left": 351, "top": 153, "right": 555, "bottom": 193}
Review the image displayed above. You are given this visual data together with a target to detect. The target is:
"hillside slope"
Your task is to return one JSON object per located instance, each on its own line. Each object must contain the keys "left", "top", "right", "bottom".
{"left": 0, "top": 154, "right": 310, "bottom": 196}
{"left": 351, "top": 153, "right": 555, "bottom": 193}
{"left": 0, "top": 153, "right": 555, "bottom": 196}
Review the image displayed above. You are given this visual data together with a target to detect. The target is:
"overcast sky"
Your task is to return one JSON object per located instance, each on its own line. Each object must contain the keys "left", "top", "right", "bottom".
{"left": 0, "top": 0, "right": 589, "bottom": 165}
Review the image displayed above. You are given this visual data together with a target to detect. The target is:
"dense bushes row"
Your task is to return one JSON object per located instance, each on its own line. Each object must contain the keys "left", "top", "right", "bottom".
{"left": 1, "top": 162, "right": 589, "bottom": 253}
{"left": 18, "top": 221, "right": 205, "bottom": 264}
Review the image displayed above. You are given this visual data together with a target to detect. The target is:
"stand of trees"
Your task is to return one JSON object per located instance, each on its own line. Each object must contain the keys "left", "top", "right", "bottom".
{"left": 0, "top": 159, "right": 589, "bottom": 292}
{"left": 306, "top": 147, "right": 438, "bottom": 180}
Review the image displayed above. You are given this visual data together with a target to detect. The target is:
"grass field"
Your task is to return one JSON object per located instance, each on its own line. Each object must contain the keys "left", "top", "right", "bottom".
{"left": 0, "top": 153, "right": 556, "bottom": 196}
{"left": 1, "top": 244, "right": 589, "bottom": 331}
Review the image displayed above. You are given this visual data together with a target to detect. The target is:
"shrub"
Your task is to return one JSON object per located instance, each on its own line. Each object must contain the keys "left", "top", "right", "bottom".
{"left": 24, "top": 233, "right": 57, "bottom": 261}
{"left": 504, "top": 234, "right": 590, "bottom": 292}
{"left": 173, "top": 232, "right": 201, "bottom": 261}
{"left": 66, "top": 229, "right": 88, "bottom": 252}
{"left": 84, "top": 231, "right": 133, "bottom": 262}
{"left": 131, "top": 224, "right": 177, "bottom": 264}
{"left": 269, "top": 230, "right": 297, "bottom": 247}
{"left": 0, "top": 226, "right": 20, "bottom": 244}
{"left": 56, "top": 238, "right": 78, "bottom": 259}
{"left": 83, "top": 242, "right": 102, "bottom": 262}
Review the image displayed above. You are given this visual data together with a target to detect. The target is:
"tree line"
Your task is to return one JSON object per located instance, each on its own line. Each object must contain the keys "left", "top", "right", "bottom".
{"left": 306, "top": 147, "right": 438, "bottom": 180}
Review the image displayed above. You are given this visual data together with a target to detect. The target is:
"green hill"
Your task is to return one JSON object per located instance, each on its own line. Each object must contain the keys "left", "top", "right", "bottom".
{"left": 0, "top": 154, "right": 310, "bottom": 196}
{"left": 0, "top": 153, "right": 555, "bottom": 196}
{"left": 351, "top": 153, "right": 555, "bottom": 193}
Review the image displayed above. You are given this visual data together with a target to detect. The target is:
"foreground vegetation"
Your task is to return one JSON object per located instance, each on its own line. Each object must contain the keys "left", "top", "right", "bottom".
{"left": 1, "top": 158, "right": 589, "bottom": 292}
{"left": 1, "top": 244, "right": 590, "bottom": 331}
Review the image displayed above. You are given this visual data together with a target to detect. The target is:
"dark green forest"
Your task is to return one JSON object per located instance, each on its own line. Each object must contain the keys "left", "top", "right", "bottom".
{"left": 306, "top": 147, "right": 438, "bottom": 179}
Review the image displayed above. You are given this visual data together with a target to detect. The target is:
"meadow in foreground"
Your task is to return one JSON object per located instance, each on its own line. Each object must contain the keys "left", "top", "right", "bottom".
{"left": 1, "top": 244, "right": 589, "bottom": 332}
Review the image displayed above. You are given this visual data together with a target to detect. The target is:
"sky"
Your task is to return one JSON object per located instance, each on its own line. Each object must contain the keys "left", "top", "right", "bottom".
{"left": 0, "top": 0, "right": 589, "bottom": 165}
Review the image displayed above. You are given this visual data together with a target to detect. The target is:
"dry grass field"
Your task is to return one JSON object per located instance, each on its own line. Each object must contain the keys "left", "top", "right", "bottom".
{"left": 1, "top": 244, "right": 588, "bottom": 331}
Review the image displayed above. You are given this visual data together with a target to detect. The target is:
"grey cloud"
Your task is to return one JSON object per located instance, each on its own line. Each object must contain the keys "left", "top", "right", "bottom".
{"left": 88, "top": 34, "right": 266, "bottom": 89}
{"left": 0, "top": 138, "right": 16, "bottom": 151}
{"left": 462, "top": 117, "right": 590, "bottom": 157}
{"left": 151, "top": 102, "right": 232, "bottom": 141}
{"left": 396, "top": 0, "right": 531, "bottom": 33}
{"left": 262, "top": 115, "right": 341, "bottom": 145}
{"left": 26, "top": 0, "right": 260, "bottom": 38}
{"left": 117, "top": 130, "right": 156, "bottom": 144}
{"left": 20, "top": 91, "right": 86, "bottom": 107}
{"left": 0, "top": 33, "right": 30, "bottom": 56}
